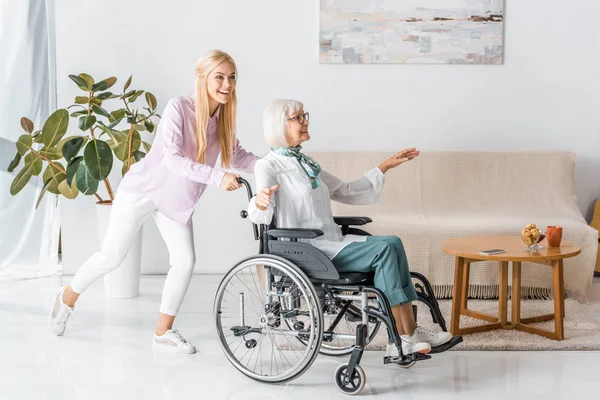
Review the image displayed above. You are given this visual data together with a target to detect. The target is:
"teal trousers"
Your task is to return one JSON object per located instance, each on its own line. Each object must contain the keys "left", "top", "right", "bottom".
{"left": 331, "top": 236, "right": 418, "bottom": 307}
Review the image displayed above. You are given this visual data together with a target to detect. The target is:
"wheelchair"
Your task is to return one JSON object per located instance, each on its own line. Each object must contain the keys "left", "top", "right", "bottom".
{"left": 214, "top": 178, "right": 462, "bottom": 395}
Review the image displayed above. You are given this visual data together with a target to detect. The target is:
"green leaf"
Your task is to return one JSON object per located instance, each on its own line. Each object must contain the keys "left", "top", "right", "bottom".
{"left": 145, "top": 92, "right": 157, "bottom": 110}
{"left": 16, "top": 134, "right": 32, "bottom": 155}
{"left": 132, "top": 150, "right": 146, "bottom": 162}
{"left": 123, "top": 75, "right": 132, "bottom": 92}
{"left": 66, "top": 156, "right": 83, "bottom": 186}
{"left": 113, "top": 130, "right": 141, "bottom": 161}
{"left": 39, "top": 146, "right": 62, "bottom": 160}
{"left": 134, "top": 124, "right": 146, "bottom": 131}
{"left": 79, "top": 73, "right": 95, "bottom": 90}
{"left": 21, "top": 117, "right": 34, "bottom": 133}
{"left": 142, "top": 141, "right": 152, "bottom": 152}
{"left": 42, "top": 163, "right": 66, "bottom": 195}
{"left": 32, "top": 130, "right": 43, "bottom": 143}
{"left": 129, "top": 90, "right": 144, "bottom": 102}
{"left": 95, "top": 92, "right": 113, "bottom": 100}
{"left": 92, "top": 77, "right": 116, "bottom": 92}
{"left": 62, "top": 136, "right": 86, "bottom": 162}
{"left": 41, "top": 109, "right": 69, "bottom": 147}
{"left": 91, "top": 104, "right": 111, "bottom": 118}
{"left": 91, "top": 98, "right": 102, "bottom": 105}
{"left": 75, "top": 96, "right": 89, "bottom": 104}
{"left": 76, "top": 162, "right": 99, "bottom": 195}
{"left": 10, "top": 162, "right": 35, "bottom": 195}
{"left": 84, "top": 139, "right": 113, "bottom": 180}
{"left": 68, "top": 74, "right": 89, "bottom": 91}
{"left": 121, "top": 90, "right": 135, "bottom": 100}
{"left": 35, "top": 178, "right": 52, "bottom": 209}
{"left": 96, "top": 122, "right": 119, "bottom": 143}
{"left": 67, "top": 104, "right": 86, "bottom": 110}
{"left": 78, "top": 115, "right": 97, "bottom": 131}
{"left": 8, "top": 153, "right": 22, "bottom": 172}
{"left": 144, "top": 120, "right": 155, "bottom": 133}
{"left": 24, "top": 153, "right": 43, "bottom": 175}
{"left": 109, "top": 109, "right": 126, "bottom": 124}
{"left": 108, "top": 94, "right": 121, "bottom": 99}
{"left": 70, "top": 110, "right": 88, "bottom": 118}
{"left": 58, "top": 176, "right": 79, "bottom": 199}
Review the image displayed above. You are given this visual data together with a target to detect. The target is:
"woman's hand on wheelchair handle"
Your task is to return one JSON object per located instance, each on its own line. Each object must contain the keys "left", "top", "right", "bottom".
{"left": 221, "top": 172, "right": 242, "bottom": 191}
{"left": 255, "top": 185, "right": 280, "bottom": 211}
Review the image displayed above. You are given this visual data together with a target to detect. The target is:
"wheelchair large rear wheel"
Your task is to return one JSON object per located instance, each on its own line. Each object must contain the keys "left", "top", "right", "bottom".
{"left": 214, "top": 255, "right": 324, "bottom": 384}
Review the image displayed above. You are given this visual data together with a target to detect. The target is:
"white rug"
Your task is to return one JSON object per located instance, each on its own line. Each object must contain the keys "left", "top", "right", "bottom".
{"left": 367, "top": 299, "right": 600, "bottom": 351}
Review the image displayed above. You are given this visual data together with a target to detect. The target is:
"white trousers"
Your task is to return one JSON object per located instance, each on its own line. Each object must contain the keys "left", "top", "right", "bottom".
{"left": 70, "top": 190, "right": 196, "bottom": 316}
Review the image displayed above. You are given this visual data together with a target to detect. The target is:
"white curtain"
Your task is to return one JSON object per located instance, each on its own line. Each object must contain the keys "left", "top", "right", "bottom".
{"left": 0, "top": 0, "right": 60, "bottom": 281}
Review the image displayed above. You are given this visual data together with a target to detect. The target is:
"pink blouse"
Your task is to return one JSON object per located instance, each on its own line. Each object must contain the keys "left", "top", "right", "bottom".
{"left": 119, "top": 96, "right": 259, "bottom": 224}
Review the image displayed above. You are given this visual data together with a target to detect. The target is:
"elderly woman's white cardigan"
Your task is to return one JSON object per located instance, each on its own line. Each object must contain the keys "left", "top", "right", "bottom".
{"left": 248, "top": 151, "right": 385, "bottom": 259}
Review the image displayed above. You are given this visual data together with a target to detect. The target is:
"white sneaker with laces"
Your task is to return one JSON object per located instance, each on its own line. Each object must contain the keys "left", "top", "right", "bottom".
{"left": 153, "top": 329, "right": 196, "bottom": 354}
{"left": 385, "top": 338, "right": 431, "bottom": 359}
{"left": 411, "top": 326, "right": 452, "bottom": 348}
{"left": 50, "top": 286, "right": 74, "bottom": 336}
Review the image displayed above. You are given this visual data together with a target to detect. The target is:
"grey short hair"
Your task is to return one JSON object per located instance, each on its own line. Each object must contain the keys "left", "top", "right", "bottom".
{"left": 263, "top": 99, "right": 304, "bottom": 148}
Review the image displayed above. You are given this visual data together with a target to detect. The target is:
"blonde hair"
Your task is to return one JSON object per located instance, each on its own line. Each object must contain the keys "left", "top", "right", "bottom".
{"left": 263, "top": 99, "right": 304, "bottom": 148}
{"left": 194, "top": 49, "right": 238, "bottom": 168}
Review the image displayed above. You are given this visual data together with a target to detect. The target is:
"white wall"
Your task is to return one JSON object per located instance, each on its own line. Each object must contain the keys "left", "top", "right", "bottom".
{"left": 56, "top": 0, "right": 600, "bottom": 274}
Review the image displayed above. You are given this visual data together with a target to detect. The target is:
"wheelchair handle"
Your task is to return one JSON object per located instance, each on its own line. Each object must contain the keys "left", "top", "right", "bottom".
{"left": 236, "top": 177, "right": 259, "bottom": 240}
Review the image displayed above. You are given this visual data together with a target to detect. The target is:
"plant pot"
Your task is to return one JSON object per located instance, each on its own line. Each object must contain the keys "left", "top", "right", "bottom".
{"left": 96, "top": 201, "right": 143, "bottom": 299}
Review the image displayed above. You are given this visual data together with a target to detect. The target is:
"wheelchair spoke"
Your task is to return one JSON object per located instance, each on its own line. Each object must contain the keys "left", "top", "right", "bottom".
{"left": 215, "top": 257, "right": 323, "bottom": 382}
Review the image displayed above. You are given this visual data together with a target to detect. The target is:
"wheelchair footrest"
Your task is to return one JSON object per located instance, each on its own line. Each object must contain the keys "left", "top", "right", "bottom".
{"left": 429, "top": 336, "right": 463, "bottom": 354}
{"left": 383, "top": 352, "right": 431, "bottom": 365}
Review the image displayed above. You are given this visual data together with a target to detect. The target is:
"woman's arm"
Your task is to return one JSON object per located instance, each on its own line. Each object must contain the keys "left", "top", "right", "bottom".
{"left": 231, "top": 138, "right": 260, "bottom": 174}
{"left": 321, "top": 168, "right": 385, "bottom": 205}
{"left": 161, "top": 99, "right": 225, "bottom": 187}
{"left": 322, "top": 148, "right": 420, "bottom": 205}
{"left": 247, "top": 160, "right": 278, "bottom": 225}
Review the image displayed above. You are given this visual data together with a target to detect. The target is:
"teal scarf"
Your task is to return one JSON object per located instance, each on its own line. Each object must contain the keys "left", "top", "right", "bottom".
{"left": 272, "top": 146, "right": 322, "bottom": 189}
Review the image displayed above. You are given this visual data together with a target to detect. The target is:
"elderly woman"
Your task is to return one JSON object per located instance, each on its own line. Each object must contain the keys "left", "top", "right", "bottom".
{"left": 248, "top": 99, "right": 451, "bottom": 358}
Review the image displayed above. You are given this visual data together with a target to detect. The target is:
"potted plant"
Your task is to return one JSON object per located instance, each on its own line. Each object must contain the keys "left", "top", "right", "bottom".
{"left": 7, "top": 73, "right": 160, "bottom": 298}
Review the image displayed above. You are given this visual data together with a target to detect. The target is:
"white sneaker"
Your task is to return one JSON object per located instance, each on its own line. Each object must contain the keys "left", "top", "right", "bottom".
{"left": 386, "top": 338, "right": 431, "bottom": 358}
{"left": 50, "top": 286, "right": 74, "bottom": 336}
{"left": 411, "top": 326, "right": 452, "bottom": 348}
{"left": 153, "top": 329, "right": 196, "bottom": 354}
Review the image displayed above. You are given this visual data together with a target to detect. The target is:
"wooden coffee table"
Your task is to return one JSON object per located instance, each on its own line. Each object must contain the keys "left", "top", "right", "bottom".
{"left": 442, "top": 236, "right": 581, "bottom": 340}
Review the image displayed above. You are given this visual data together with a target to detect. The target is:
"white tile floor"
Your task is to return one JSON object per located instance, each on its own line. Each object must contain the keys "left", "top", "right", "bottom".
{"left": 1, "top": 275, "right": 599, "bottom": 400}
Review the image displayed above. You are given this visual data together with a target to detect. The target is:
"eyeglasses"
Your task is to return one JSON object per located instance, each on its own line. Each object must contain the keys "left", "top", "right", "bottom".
{"left": 287, "top": 112, "right": 309, "bottom": 124}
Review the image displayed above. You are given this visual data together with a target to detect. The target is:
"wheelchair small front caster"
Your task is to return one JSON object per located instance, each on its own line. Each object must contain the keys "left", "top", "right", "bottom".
{"left": 396, "top": 360, "right": 416, "bottom": 369}
{"left": 334, "top": 364, "right": 366, "bottom": 395}
{"left": 245, "top": 339, "right": 257, "bottom": 349}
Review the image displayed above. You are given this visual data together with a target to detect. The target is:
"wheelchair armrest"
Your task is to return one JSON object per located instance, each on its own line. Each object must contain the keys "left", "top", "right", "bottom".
{"left": 333, "top": 216, "right": 373, "bottom": 226}
{"left": 267, "top": 228, "right": 324, "bottom": 239}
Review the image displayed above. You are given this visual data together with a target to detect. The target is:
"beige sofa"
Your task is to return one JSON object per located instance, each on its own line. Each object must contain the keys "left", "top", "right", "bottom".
{"left": 310, "top": 151, "right": 597, "bottom": 301}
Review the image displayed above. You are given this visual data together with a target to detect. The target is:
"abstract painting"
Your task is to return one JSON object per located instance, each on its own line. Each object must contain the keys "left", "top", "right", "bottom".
{"left": 320, "top": 0, "right": 504, "bottom": 64}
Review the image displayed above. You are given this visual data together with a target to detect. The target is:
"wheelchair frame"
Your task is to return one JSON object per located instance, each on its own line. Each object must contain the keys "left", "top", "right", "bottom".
{"left": 214, "top": 178, "right": 462, "bottom": 395}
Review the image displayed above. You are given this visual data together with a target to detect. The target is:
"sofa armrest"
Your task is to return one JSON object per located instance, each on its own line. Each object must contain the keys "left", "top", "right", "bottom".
{"left": 267, "top": 228, "right": 324, "bottom": 239}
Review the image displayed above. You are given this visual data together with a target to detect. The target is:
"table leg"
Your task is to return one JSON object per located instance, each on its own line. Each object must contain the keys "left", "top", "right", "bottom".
{"left": 499, "top": 261, "right": 509, "bottom": 327}
{"left": 553, "top": 259, "right": 565, "bottom": 340}
{"left": 461, "top": 261, "right": 470, "bottom": 313}
{"left": 511, "top": 261, "right": 521, "bottom": 328}
{"left": 451, "top": 256, "right": 465, "bottom": 336}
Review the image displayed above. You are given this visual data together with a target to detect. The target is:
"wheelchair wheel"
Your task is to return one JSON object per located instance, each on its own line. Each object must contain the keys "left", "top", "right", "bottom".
{"left": 287, "top": 295, "right": 381, "bottom": 356}
{"left": 214, "top": 255, "right": 324, "bottom": 384}
{"left": 334, "top": 363, "right": 366, "bottom": 395}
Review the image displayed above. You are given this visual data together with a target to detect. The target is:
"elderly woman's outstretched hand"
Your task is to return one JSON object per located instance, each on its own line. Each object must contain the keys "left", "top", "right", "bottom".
{"left": 255, "top": 184, "right": 280, "bottom": 211}
{"left": 378, "top": 148, "right": 420, "bottom": 174}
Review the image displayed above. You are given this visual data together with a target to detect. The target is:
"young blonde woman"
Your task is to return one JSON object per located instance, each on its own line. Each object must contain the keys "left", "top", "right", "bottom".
{"left": 50, "top": 50, "right": 260, "bottom": 354}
